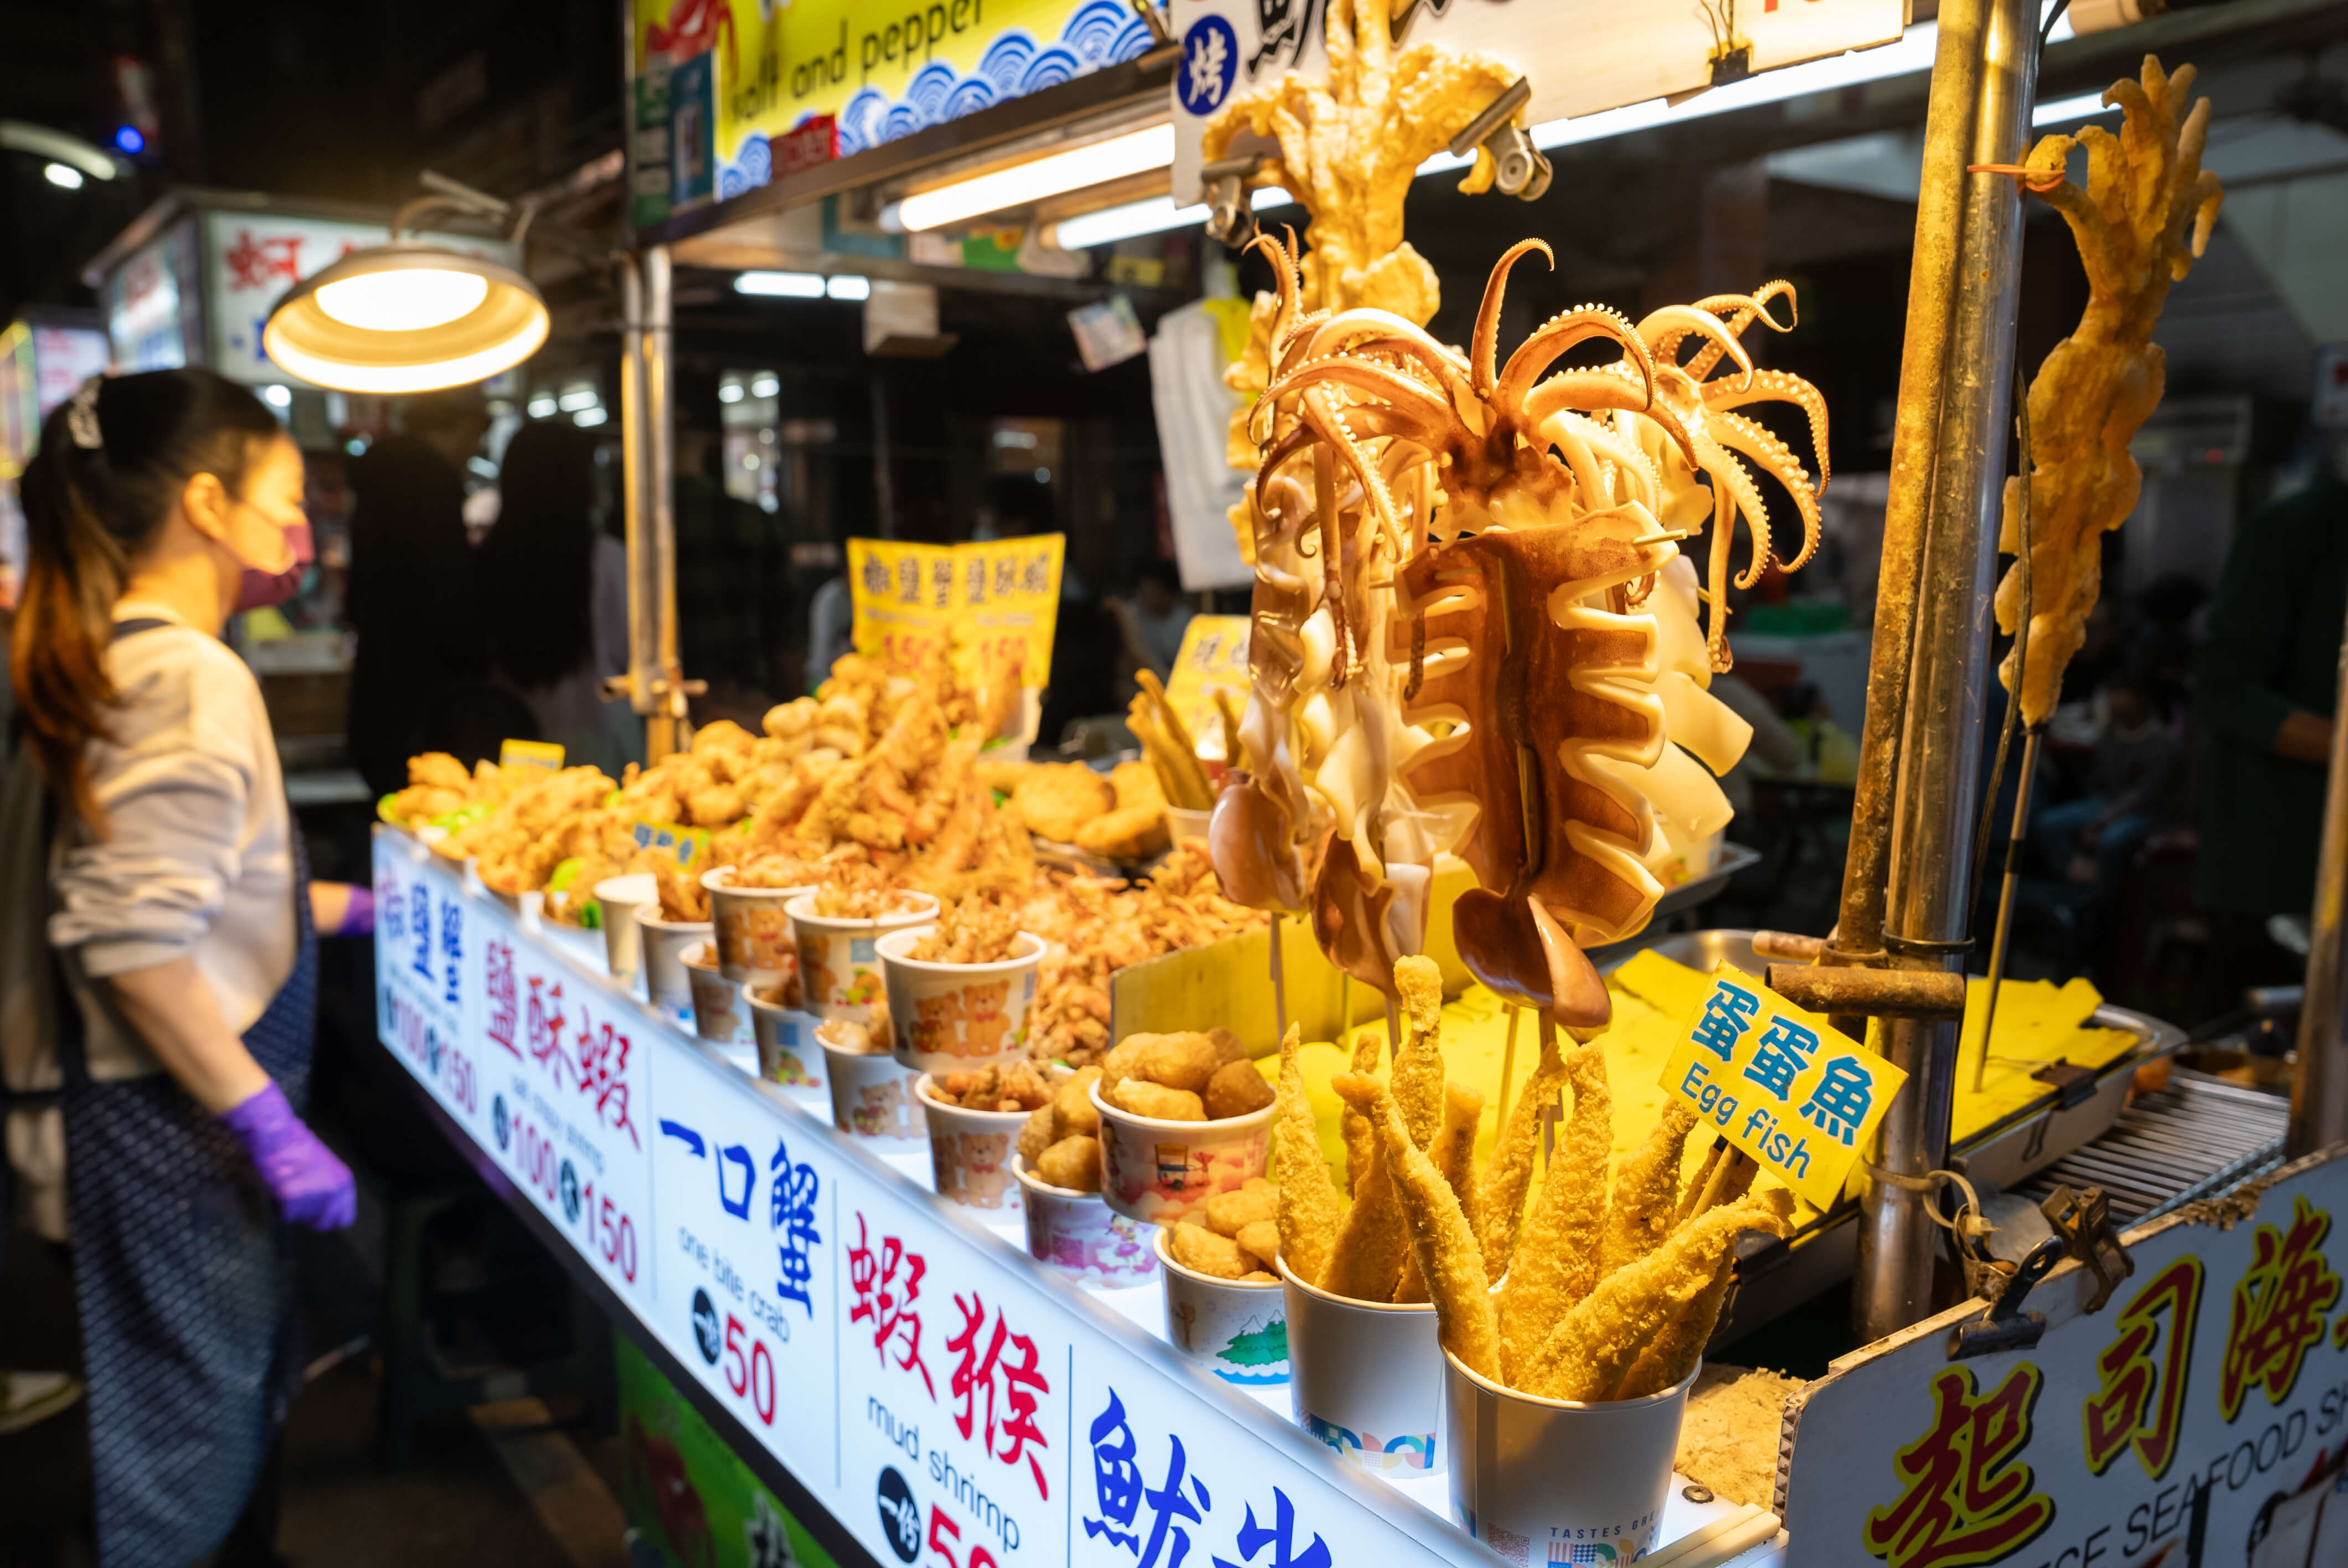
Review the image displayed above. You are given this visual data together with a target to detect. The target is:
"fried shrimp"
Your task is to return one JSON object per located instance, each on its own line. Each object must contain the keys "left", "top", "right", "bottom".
{"left": 1600, "top": 1102, "right": 1702, "bottom": 1277}
{"left": 1497, "top": 1042, "right": 1612, "bottom": 1382}
{"left": 1275, "top": 1024, "right": 1346, "bottom": 1287}
{"left": 1333, "top": 1073, "right": 1500, "bottom": 1381}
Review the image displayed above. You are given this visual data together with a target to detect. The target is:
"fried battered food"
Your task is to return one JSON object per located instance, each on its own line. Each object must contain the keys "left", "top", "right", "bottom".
{"left": 1027, "top": 950, "right": 1113, "bottom": 1066}
{"left": 457, "top": 766, "right": 621, "bottom": 895}
{"left": 906, "top": 889, "right": 1027, "bottom": 964}
{"left": 931, "top": 1060, "right": 1052, "bottom": 1113}
{"left": 1019, "top": 1066, "right": 1106, "bottom": 1188}
{"left": 1995, "top": 56, "right": 2225, "bottom": 725}
{"left": 1131, "top": 1033, "right": 1221, "bottom": 1095}
{"left": 1128, "top": 673, "right": 1214, "bottom": 811}
{"left": 1497, "top": 1043, "right": 1612, "bottom": 1379}
{"left": 1204, "top": 1059, "right": 1276, "bottom": 1121}
{"left": 1202, "top": 1177, "right": 1278, "bottom": 1239}
{"left": 1429, "top": 1082, "right": 1486, "bottom": 1263}
{"left": 1235, "top": 1220, "right": 1281, "bottom": 1267}
{"left": 1340, "top": 1028, "right": 1385, "bottom": 1199}
{"left": 729, "top": 853, "right": 822, "bottom": 890}
{"left": 1335, "top": 1073, "right": 1501, "bottom": 1380}
{"left": 1601, "top": 1102, "right": 1702, "bottom": 1277}
{"left": 1275, "top": 1025, "right": 1346, "bottom": 1287}
{"left": 1471, "top": 1025, "right": 1568, "bottom": 1279}
{"left": 809, "top": 880, "right": 929, "bottom": 919}
{"left": 1074, "top": 761, "right": 1170, "bottom": 860}
{"left": 814, "top": 1018, "right": 882, "bottom": 1055}
{"left": 1017, "top": 1103, "right": 1057, "bottom": 1165}
{"left": 1616, "top": 1254, "right": 1736, "bottom": 1401}
{"left": 1098, "top": 1034, "right": 1150, "bottom": 1095}
{"left": 1390, "top": 956, "right": 1447, "bottom": 1150}
{"left": 1673, "top": 1368, "right": 1805, "bottom": 1509}
{"left": 1170, "top": 1221, "right": 1257, "bottom": 1281}
{"left": 1036, "top": 1135, "right": 1103, "bottom": 1193}
{"left": 1052, "top": 1066, "right": 1104, "bottom": 1138}
{"left": 1009, "top": 764, "right": 1115, "bottom": 844}
{"left": 1105, "top": 1078, "right": 1206, "bottom": 1122}
{"left": 1319, "top": 1117, "right": 1410, "bottom": 1304}
{"left": 1518, "top": 1193, "right": 1793, "bottom": 1403}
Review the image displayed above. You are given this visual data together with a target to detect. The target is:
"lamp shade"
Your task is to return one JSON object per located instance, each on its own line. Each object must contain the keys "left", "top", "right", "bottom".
{"left": 262, "top": 242, "right": 548, "bottom": 393}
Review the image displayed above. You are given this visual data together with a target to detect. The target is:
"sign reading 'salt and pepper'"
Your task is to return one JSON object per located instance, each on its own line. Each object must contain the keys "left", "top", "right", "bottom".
{"left": 1660, "top": 965, "right": 1907, "bottom": 1209}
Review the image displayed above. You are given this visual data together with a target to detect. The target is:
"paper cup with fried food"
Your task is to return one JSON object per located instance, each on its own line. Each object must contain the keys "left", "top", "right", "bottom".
{"left": 682, "top": 941, "right": 753, "bottom": 1048}
{"left": 1017, "top": 1155, "right": 1155, "bottom": 1287}
{"left": 1164, "top": 805, "right": 1214, "bottom": 850}
{"left": 1442, "top": 1351, "right": 1697, "bottom": 1560}
{"left": 1156, "top": 1229, "right": 1287, "bottom": 1385}
{"left": 1279, "top": 1255, "right": 1445, "bottom": 1476}
{"left": 638, "top": 910, "right": 714, "bottom": 1024}
{"left": 785, "top": 891, "right": 939, "bottom": 1028}
{"left": 701, "top": 865, "right": 811, "bottom": 992}
{"left": 876, "top": 927, "right": 1044, "bottom": 1075}
{"left": 593, "top": 873, "right": 658, "bottom": 988}
{"left": 916, "top": 1074, "right": 1028, "bottom": 1213}
{"left": 1089, "top": 1077, "right": 1273, "bottom": 1229}
{"left": 744, "top": 981, "right": 821, "bottom": 1092}
{"left": 818, "top": 1022, "right": 923, "bottom": 1141}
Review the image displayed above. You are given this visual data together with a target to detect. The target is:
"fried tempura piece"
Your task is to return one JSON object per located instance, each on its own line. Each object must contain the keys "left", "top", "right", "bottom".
{"left": 1106, "top": 1079, "right": 1206, "bottom": 1122}
{"left": 1390, "top": 956, "right": 1446, "bottom": 1151}
{"left": 1320, "top": 1125, "right": 1410, "bottom": 1304}
{"left": 1010, "top": 763, "right": 1114, "bottom": 844}
{"left": 1171, "top": 1221, "right": 1253, "bottom": 1281}
{"left": 1334, "top": 1074, "right": 1501, "bottom": 1381}
{"left": 1601, "top": 1103, "right": 1702, "bottom": 1277}
{"left": 1275, "top": 1024, "right": 1345, "bottom": 1288}
{"left": 1037, "top": 1136, "right": 1103, "bottom": 1193}
{"left": 1394, "top": 1081, "right": 1485, "bottom": 1303}
{"left": 1340, "top": 1028, "right": 1384, "bottom": 1198}
{"left": 1203, "top": 1178, "right": 1278, "bottom": 1239}
{"left": 1615, "top": 1255, "right": 1736, "bottom": 1401}
{"left": 1205, "top": 1059, "right": 1276, "bottom": 1120}
{"left": 1498, "top": 1043, "right": 1612, "bottom": 1381}
{"left": 1519, "top": 1193, "right": 1793, "bottom": 1403}
{"left": 1074, "top": 761, "right": 1170, "bottom": 859}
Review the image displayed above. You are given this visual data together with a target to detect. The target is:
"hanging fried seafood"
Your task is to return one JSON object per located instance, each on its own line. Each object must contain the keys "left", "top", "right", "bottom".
{"left": 1992, "top": 56, "right": 2223, "bottom": 725}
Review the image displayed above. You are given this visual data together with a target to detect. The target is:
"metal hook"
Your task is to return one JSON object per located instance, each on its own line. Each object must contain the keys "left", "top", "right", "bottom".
{"left": 1446, "top": 79, "right": 1551, "bottom": 202}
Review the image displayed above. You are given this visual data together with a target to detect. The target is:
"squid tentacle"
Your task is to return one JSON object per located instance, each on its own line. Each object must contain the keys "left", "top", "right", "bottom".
{"left": 1494, "top": 307, "right": 1656, "bottom": 422}
{"left": 1703, "top": 369, "right": 1832, "bottom": 492}
{"left": 1473, "top": 239, "right": 1556, "bottom": 395}
{"left": 1708, "top": 411, "right": 1822, "bottom": 571}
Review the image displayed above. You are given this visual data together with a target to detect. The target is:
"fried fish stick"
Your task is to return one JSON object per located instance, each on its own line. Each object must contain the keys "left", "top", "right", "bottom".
{"left": 1275, "top": 1024, "right": 1345, "bottom": 1286}
{"left": 1332, "top": 1074, "right": 1500, "bottom": 1381}
{"left": 1394, "top": 1081, "right": 1485, "bottom": 1303}
{"left": 1521, "top": 1192, "right": 1793, "bottom": 1403}
{"left": 1614, "top": 1254, "right": 1737, "bottom": 1401}
{"left": 1497, "top": 1042, "right": 1611, "bottom": 1383}
{"left": 1320, "top": 1133, "right": 1411, "bottom": 1304}
{"left": 1475, "top": 1027, "right": 1569, "bottom": 1278}
{"left": 1601, "top": 1103, "right": 1702, "bottom": 1277}
{"left": 1341, "top": 1028, "right": 1384, "bottom": 1198}
{"left": 1389, "top": 956, "right": 1446, "bottom": 1152}
{"left": 1674, "top": 1139, "right": 1729, "bottom": 1230}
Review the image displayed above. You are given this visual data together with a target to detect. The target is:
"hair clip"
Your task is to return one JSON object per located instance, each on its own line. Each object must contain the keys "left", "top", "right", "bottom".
{"left": 65, "top": 375, "right": 105, "bottom": 451}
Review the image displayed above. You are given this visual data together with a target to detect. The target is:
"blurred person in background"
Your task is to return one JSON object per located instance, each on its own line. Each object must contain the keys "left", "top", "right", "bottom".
{"left": 672, "top": 376, "right": 787, "bottom": 726}
{"left": 2032, "top": 666, "right": 2183, "bottom": 891}
{"left": 479, "top": 423, "right": 638, "bottom": 777}
{"left": 2, "top": 369, "right": 357, "bottom": 1565}
{"left": 343, "top": 388, "right": 492, "bottom": 796}
{"left": 1108, "top": 558, "right": 1192, "bottom": 684}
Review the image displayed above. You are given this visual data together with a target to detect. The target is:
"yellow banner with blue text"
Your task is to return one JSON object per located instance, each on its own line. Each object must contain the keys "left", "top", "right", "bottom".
{"left": 846, "top": 535, "right": 1064, "bottom": 692}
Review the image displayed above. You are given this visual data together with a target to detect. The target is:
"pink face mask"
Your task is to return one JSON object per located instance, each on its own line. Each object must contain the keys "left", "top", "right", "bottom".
{"left": 235, "top": 520, "right": 314, "bottom": 612}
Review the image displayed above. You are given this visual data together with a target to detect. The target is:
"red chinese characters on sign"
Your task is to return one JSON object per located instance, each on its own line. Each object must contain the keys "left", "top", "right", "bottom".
{"left": 524, "top": 975, "right": 571, "bottom": 1084}
{"left": 2218, "top": 1194, "right": 2341, "bottom": 1422}
{"left": 222, "top": 229, "right": 305, "bottom": 290}
{"left": 1863, "top": 1363, "right": 2055, "bottom": 1568}
{"left": 945, "top": 1292, "right": 1052, "bottom": 1501}
{"left": 848, "top": 1215, "right": 935, "bottom": 1399}
{"left": 2081, "top": 1257, "right": 2203, "bottom": 1480}
{"left": 572, "top": 1007, "right": 642, "bottom": 1151}
{"left": 484, "top": 939, "right": 518, "bottom": 1056}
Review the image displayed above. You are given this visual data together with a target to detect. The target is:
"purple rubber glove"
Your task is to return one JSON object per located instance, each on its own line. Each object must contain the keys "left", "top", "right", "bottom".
{"left": 338, "top": 886, "right": 375, "bottom": 937}
{"left": 217, "top": 1082, "right": 357, "bottom": 1230}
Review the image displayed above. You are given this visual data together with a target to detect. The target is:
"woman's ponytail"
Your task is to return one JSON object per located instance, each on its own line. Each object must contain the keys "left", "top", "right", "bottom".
{"left": 9, "top": 369, "right": 280, "bottom": 825}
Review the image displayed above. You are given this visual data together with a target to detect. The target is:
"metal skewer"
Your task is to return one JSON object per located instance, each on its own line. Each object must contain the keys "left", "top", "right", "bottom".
{"left": 1494, "top": 1004, "right": 1521, "bottom": 1145}
{"left": 1268, "top": 913, "right": 1288, "bottom": 1039}
{"left": 1971, "top": 726, "right": 2043, "bottom": 1092}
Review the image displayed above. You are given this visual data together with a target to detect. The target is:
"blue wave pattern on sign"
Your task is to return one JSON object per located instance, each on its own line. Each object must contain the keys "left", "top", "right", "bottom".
{"left": 830, "top": 2, "right": 1157, "bottom": 158}
{"left": 717, "top": 129, "right": 773, "bottom": 201}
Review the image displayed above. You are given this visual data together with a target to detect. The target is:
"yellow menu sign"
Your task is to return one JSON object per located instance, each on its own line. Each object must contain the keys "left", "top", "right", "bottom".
{"left": 500, "top": 739, "right": 564, "bottom": 772}
{"left": 847, "top": 535, "right": 1064, "bottom": 691}
{"left": 1162, "top": 616, "right": 1251, "bottom": 761}
{"left": 1659, "top": 964, "right": 1907, "bottom": 1209}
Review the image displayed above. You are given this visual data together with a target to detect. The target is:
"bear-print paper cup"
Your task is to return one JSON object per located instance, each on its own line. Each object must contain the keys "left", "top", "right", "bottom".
{"left": 637, "top": 911, "right": 713, "bottom": 1023}
{"left": 915, "top": 1074, "right": 1028, "bottom": 1213}
{"left": 818, "top": 1030, "right": 923, "bottom": 1141}
{"left": 785, "top": 893, "right": 940, "bottom": 1027}
{"left": 1088, "top": 1080, "right": 1273, "bottom": 1229}
{"left": 1156, "top": 1230, "right": 1287, "bottom": 1385}
{"left": 1443, "top": 1351, "right": 1697, "bottom": 1561}
{"left": 701, "top": 866, "right": 811, "bottom": 991}
{"left": 1279, "top": 1256, "right": 1444, "bottom": 1476}
{"left": 744, "top": 983, "right": 821, "bottom": 1090}
{"left": 876, "top": 928, "right": 1044, "bottom": 1074}
{"left": 593, "top": 873, "right": 658, "bottom": 989}
{"left": 1016, "top": 1160, "right": 1157, "bottom": 1287}
{"left": 682, "top": 941, "right": 751, "bottom": 1047}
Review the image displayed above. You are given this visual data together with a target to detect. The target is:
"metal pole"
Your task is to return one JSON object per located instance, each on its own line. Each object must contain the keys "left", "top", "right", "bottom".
{"left": 644, "top": 243, "right": 683, "bottom": 761}
{"left": 617, "top": 255, "right": 657, "bottom": 731}
{"left": 2290, "top": 594, "right": 2348, "bottom": 1156}
{"left": 1854, "top": 0, "right": 2038, "bottom": 1345}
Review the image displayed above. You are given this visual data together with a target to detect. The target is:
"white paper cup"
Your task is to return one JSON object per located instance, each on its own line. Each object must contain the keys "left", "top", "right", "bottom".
{"left": 702, "top": 866, "right": 811, "bottom": 991}
{"left": 638, "top": 911, "right": 713, "bottom": 1022}
{"left": 1089, "top": 1081, "right": 1274, "bottom": 1228}
{"left": 915, "top": 1074, "right": 1029, "bottom": 1212}
{"left": 593, "top": 873, "right": 658, "bottom": 987}
{"left": 1279, "top": 1256, "right": 1444, "bottom": 1475}
{"left": 877, "top": 928, "right": 1045, "bottom": 1074}
{"left": 785, "top": 892, "right": 940, "bottom": 1027}
{"left": 1016, "top": 1160, "right": 1156, "bottom": 1287}
{"left": 1444, "top": 1351, "right": 1696, "bottom": 1561}
{"left": 743, "top": 984, "right": 822, "bottom": 1089}
{"left": 1156, "top": 1230, "right": 1288, "bottom": 1385}
{"left": 1165, "top": 805, "right": 1213, "bottom": 849}
{"left": 818, "top": 1032, "right": 923, "bottom": 1141}
{"left": 682, "top": 941, "right": 751, "bottom": 1046}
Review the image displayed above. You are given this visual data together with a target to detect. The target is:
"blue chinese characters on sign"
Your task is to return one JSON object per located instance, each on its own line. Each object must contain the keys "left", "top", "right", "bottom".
{"left": 1179, "top": 17, "right": 1238, "bottom": 114}
{"left": 1084, "top": 1389, "right": 1332, "bottom": 1568}
{"left": 661, "top": 1118, "right": 822, "bottom": 1314}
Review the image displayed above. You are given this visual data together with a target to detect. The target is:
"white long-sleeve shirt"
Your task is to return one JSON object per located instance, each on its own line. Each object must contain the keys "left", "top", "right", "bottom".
{"left": 47, "top": 599, "right": 296, "bottom": 1076}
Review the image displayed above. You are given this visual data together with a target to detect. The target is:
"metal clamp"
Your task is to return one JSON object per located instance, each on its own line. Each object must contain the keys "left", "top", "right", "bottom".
{"left": 2041, "top": 1184, "right": 2134, "bottom": 1313}
{"left": 1949, "top": 1235, "right": 2064, "bottom": 1360}
{"left": 1128, "top": 1, "right": 1171, "bottom": 47}
{"left": 1445, "top": 78, "right": 1551, "bottom": 202}
{"left": 1201, "top": 154, "right": 1264, "bottom": 247}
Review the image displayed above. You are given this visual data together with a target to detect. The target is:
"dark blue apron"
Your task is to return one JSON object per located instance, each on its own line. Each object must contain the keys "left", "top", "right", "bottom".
{"left": 57, "top": 617, "right": 320, "bottom": 1568}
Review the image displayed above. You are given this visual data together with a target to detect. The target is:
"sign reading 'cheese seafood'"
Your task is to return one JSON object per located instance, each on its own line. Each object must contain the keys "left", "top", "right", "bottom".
{"left": 1659, "top": 964, "right": 1906, "bottom": 1210}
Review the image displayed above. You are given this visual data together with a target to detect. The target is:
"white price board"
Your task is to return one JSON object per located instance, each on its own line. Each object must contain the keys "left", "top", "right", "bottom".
{"left": 373, "top": 837, "right": 487, "bottom": 1143}
{"left": 1168, "top": 0, "right": 1907, "bottom": 203}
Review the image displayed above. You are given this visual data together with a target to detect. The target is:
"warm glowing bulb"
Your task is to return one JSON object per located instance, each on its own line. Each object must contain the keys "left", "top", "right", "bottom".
{"left": 314, "top": 269, "right": 491, "bottom": 333}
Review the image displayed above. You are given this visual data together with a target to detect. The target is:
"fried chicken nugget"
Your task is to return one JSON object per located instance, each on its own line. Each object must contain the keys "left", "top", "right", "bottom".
{"left": 1133, "top": 1033, "right": 1221, "bottom": 1094}
{"left": 1390, "top": 957, "right": 1447, "bottom": 1151}
{"left": 1497, "top": 1043, "right": 1612, "bottom": 1383}
{"left": 1098, "top": 1034, "right": 1151, "bottom": 1095}
{"left": 1017, "top": 1103, "right": 1057, "bottom": 1165}
{"left": 1520, "top": 1193, "right": 1793, "bottom": 1404}
{"left": 1332, "top": 1073, "right": 1501, "bottom": 1381}
{"left": 1036, "top": 1135, "right": 1102, "bottom": 1193}
{"left": 1170, "top": 1221, "right": 1253, "bottom": 1281}
{"left": 1204, "top": 1059, "right": 1275, "bottom": 1120}
{"left": 1600, "top": 1103, "right": 1702, "bottom": 1277}
{"left": 1053, "top": 1066, "right": 1104, "bottom": 1138}
{"left": 1106, "top": 1079, "right": 1206, "bottom": 1122}
{"left": 1202, "top": 1178, "right": 1278, "bottom": 1239}
{"left": 1206, "top": 1028, "right": 1249, "bottom": 1066}
{"left": 1275, "top": 1024, "right": 1346, "bottom": 1288}
{"left": 1235, "top": 1220, "right": 1281, "bottom": 1270}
